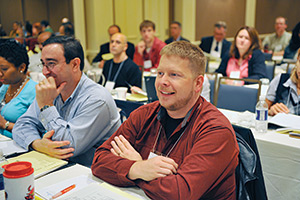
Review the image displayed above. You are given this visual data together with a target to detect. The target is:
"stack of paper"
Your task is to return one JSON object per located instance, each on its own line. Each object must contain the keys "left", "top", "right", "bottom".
{"left": 0, "top": 151, "right": 68, "bottom": 178}
{"left": 269, "top": 113, "right": 300, "bottom": 130}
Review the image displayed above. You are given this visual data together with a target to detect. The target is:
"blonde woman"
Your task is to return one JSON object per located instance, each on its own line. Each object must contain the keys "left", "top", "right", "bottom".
{"left": 266, "top": 49, "right": 300, "bottom": 116}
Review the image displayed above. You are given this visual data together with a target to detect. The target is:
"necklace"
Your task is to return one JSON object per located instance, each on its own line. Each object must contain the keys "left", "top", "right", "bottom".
{"left": 6, "top": 76, "right": 29, "bottom": 98}
{"left": 0, "top": 76, "right": 29, "bottom": 112}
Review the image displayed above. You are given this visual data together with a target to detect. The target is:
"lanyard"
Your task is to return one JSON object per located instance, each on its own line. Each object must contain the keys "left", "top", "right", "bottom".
{"left": 152, "top": 106, "right": 196, "bottom": 157}
{"left": 152, "top": 124, "right": 188, "bottom": 157}
{"left": 107, "top": 60, "right": 125, "bottom": 83}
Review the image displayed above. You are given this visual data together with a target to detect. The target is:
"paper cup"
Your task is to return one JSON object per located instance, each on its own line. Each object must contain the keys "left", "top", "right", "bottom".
{"left": 2, "top": 161, "right": 34, "bottom": 200}
{"left": 115, "top": 87, "right": 128, "bottom": 100}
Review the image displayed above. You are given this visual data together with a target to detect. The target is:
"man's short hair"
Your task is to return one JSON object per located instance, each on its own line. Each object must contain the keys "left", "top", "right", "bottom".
{"left": 214, "top": 21, "right": 227, "bottom": 30}
{"left": 139, "top": 20, "right": 155, "bottom": 31}
{"left": 61, "top": 22, "right": 74, "bottom": 37}
{"left": 160, "top": 41, "right": 206, "bottom": 76}
{"left": 276, "top": 16, "right": 288, "bottom": 25}
{"left": 41, "top": 20, "right": 49, "bottom": 27}
{"left": 109, "top": 24, "right": 121, "bottom": 33}
{"left": 43, "top": 36, "right": 84, "bottom": 71}
{"left": 171, "top": 21, "right": 182, "bottom": 28}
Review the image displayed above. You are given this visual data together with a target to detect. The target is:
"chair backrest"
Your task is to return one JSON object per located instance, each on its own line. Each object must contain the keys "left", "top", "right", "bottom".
{"left": 205, "top": 72, "right": 219, "bottom": 105}
{"left": 144, "top": 76, "right": 158, "bottom": 102}
{"left": 265, "top": 61, "right": 276, "bottom": 81}
{"left": 232, "top": 125, "right": 268, "bottom": 200}
{"left": 216, "top": 77, "right": 261, "bottom": 112}
{"left": 114, "top": 99, "right": 144, "bottom": 122}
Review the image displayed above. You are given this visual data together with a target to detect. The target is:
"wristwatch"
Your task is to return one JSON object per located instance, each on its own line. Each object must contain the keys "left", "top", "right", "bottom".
{"left": 4, "top": 121, "right": 9, "bottom": 130}
{"left": 40, "top": 105, "right": 51, "bottom": 112}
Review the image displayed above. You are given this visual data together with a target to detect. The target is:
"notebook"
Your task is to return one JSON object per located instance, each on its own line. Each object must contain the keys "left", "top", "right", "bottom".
{"left": 144, "top": 76, "right": 158, "bottom": 102}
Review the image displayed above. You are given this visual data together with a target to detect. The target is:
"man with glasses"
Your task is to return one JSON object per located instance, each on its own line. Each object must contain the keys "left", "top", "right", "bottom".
{"left": 199, "top": 21, "right": 231, "bottom": 59}
{"left": 13, "top": 36, "right": 121, "bottom": 167}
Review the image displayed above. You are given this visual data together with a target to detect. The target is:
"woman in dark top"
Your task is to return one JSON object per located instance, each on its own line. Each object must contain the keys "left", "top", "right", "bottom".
{"left": 216, "top": 26, "right": 267, "bottom": 80}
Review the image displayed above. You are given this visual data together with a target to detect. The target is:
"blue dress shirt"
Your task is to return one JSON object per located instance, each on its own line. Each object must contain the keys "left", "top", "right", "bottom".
{"left": 12, "top": 73, "right": 121, "bottom": 166}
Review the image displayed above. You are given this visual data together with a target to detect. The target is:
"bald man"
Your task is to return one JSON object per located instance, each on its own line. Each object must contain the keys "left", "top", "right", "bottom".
{"left": 28, "top": 31, "right": 54, "bottom": 74}
{"left": 92, "top": 25, "right": 135, "bottom": 68}
{"left": 99, "top": 33, "right": 141, "bottom": 92}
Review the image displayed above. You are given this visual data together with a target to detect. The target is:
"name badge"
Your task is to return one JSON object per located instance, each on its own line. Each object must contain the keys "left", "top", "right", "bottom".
{"left": 230, "top": 71, "right": 240, "bottom": 79}
{"left": 105, "top": 81, "right": 115, "bottom": 93}
{"left": 148, "top": 151, "right": 158, "bottom": 159}
{"left": 144, "top": 60, "right": 152, "bottom": 69}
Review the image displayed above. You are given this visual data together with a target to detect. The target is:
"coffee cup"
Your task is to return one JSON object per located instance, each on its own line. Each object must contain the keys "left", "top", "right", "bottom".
{"left": 115, "top": 87, "right": 128, "bottom": 100}
{"left": 2, "top": 161, "right": 34, "bottom": 200}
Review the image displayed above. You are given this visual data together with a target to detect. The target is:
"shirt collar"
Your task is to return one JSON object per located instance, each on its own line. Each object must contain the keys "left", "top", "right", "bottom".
{"left": 55, "top": 72, "right": 86, "bottom": 104}
{"left": 157, "top": 96, "right": 203, "bottom": 128}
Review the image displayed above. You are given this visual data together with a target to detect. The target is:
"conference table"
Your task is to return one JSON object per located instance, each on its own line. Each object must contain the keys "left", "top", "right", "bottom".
{"left": 220, "top": 109, "right": 300, "bottom": 200}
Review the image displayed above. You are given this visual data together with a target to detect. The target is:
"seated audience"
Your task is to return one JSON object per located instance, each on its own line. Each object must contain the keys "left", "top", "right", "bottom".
{"left": 133, "top": 20, "right": 166, "bottom": 71}
{"left": 0, "top": 24, "right": 7, "bottom": 36}
{"left": 99, "top": 33, "right": 141, "bottom": 92}
{"left": 9, "top": 21, "right": 23, "bottom": 38}
{"left": 199, "top": 21, "right": 231, "bottom": 59}
{"left": 266, "top": 49, "right": 300, "bottom": 116}
{"left": 216, "top": 26, "right": 267, "bottom": 80}
{"left": 13, "top": 36, "right": 121, "bottom": 166}
{"left": 262, "top": 16, "right": 291, "bottom": 55}
{"left": 92, "top": 25, "right": 135, "bottom": 69}
{"left": 92, "top": 41, "right": 239, "bottom": 199}
{"left": 284, "top": 22, "right": 300, "bottom": 60}
{"left": 41, "top": 20, "right": 54, "bottom": 33}
{"left": 32, "top": 22, "right": 42, "bottom": 37}
{"left": 58, "top": 22, "right": 74, "bottom": 37}
{"left": 28, "top": 31, "right": 53, "bottom": 74}
{"left": 0, "top": 40, "right": 37, "bottom": 138}
{"left": 24, "top": 21, "right": 32, "bottom": 38}
{"left": 165, "top": 21, "right": 189, "bottom": 44}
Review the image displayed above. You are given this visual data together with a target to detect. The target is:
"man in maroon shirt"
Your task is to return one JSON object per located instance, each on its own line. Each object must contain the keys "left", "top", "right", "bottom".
{"left": 133, "top": 20, "right": 166, "bottom": 71}
{"left": 92, "top": 41, "right": 239, "bottom": 200}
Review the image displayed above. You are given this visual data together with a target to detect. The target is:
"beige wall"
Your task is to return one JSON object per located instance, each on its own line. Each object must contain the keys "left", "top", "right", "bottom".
{"left": 80, "top": 0, "right": 169, "bottom": 63}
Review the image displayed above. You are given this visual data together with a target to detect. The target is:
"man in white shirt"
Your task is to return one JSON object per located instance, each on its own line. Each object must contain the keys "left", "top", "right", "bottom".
{"left": 199, "top": 21, "right": 231, "bottom": 59}
{"left": 262, "top": 16, "right": 292, "bottom": 55}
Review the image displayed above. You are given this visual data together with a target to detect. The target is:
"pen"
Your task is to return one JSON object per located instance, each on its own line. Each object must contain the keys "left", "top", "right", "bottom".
{"left": 50, "top": 184, "right": 76, "bottom": 199}
{"left": 125, "top": 81, "right": 147, "bottom": 96}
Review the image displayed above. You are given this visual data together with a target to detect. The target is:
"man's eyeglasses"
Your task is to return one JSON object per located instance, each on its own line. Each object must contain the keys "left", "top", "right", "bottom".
{"left": 38, "top": 61, "right": 66, "bottom": 70}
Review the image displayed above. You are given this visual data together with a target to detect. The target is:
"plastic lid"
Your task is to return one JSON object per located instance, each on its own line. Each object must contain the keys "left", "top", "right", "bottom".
{"left": 2, "top": 161, "right": 34, "bottom": 179}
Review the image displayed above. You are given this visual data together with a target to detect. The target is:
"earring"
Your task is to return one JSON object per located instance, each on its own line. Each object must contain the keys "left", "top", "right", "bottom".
{"left": 20, "top": 71, "right": 23, "bottom": 73}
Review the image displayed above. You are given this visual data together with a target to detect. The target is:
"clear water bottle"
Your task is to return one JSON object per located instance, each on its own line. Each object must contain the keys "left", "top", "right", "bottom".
{"left": 255, "top": 95, "right": 268, "bottom": 133}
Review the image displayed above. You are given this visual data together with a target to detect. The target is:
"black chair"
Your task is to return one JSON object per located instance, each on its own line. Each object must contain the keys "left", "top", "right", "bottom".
{"left": 144, "top": 76, "right": 158, "bottom": 103}
{"left": 114, "top": 99, "right": 144, "bottom": 122}
{"left": 233, "top": 125, "right": 268, "bottom": 200}
{"left": 265, "top": 61, "right": 276, "bottom": 81}
{"left": 215, "top": 77, "right": 261, "bottom": 113}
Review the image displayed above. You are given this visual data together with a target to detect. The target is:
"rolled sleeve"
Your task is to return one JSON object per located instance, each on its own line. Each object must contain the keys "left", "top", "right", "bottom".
{"left": 266, "top": 74, "right": 281, "bottom": 102}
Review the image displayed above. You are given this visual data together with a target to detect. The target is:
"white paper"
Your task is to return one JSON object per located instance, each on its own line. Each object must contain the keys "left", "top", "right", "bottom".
{"left": 37, "top": 175, "right": 97, "bottom": 200}
{"left": 0, "top": 140, "right": 27, "bottom": 156}
{"left": 60, "top": 183, "right": 134, "bottom": 200}
{"left": 269, "top": 113, "right": 300, "bottom": 129}
{"left": 143, "top": 60, "right": 152, "bottom": 69}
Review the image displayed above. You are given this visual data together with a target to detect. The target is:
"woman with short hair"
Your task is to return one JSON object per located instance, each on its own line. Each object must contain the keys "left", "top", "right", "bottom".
{"left": 0, "top": 40, "right": 37, "bottom": 138}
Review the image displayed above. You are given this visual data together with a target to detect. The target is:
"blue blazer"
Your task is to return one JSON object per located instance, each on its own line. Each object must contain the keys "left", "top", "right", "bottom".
{"left": 216, "top": 49, "right": 267, "bottom": 80}
{"left": 199, "top": 36, "right": 231, "bottom": 59}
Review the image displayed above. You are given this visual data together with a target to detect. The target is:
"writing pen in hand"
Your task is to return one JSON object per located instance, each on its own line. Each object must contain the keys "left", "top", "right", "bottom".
{"left": 50, "top": 184, "right": 76, "bottom": 199}
{"left": 125, "top": 81, "right": 147, "bottom": 96}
